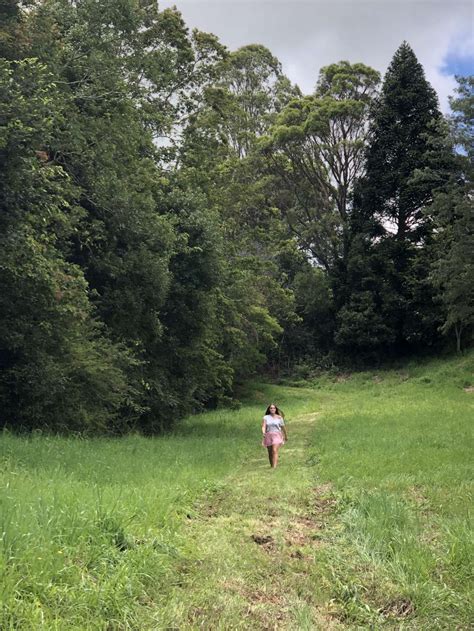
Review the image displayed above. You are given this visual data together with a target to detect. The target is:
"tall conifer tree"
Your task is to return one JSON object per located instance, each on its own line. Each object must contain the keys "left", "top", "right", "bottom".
{"left": 337, "top": 42, "right": 454, "bottom": 357}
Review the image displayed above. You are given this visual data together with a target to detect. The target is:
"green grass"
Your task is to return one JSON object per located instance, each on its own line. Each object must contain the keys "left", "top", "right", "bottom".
{"left": 302, "top": 354, "right": 473, "bottom": 629}
{"left": 0, "top": 420, "right": 258, "bottom": 629}
{"left": 1, "top": 352, "right": 473, "bottom": 629}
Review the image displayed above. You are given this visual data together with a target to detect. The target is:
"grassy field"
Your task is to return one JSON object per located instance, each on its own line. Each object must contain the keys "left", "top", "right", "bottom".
{"left": 1, "top": 352, "right": 473, "bottom": 629}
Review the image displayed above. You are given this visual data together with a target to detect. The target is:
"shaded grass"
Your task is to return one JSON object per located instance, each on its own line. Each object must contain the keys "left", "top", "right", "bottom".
{"left": 1, "top": 351, "right": 473, "bottom": 629}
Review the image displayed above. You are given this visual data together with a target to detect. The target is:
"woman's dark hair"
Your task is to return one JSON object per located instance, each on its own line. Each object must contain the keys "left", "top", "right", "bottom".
{"left": 265, "top": 403, "right": 284, "bottom": 418}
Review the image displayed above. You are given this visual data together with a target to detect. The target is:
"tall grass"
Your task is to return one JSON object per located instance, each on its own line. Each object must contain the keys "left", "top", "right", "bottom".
{"left": 0, "top": 412, "right": 260, "bottom": 629}
{"left": 304, "top": 353, "right": 474, "bottom": 628}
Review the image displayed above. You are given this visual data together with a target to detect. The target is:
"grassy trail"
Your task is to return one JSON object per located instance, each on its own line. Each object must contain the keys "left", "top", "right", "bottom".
{"left": 162, "top": 403, "right": 338, "bottom": 630}
{"left": 157, "top": 355, "right": 473, "bottom": 630}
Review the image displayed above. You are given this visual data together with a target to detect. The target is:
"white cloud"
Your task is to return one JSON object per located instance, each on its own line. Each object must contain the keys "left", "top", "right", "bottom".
{"left": 444, "top": 27, "right": 474, "bottom": 59}
{"left": 159, "top": 0, "right": 473, "bottom": 111}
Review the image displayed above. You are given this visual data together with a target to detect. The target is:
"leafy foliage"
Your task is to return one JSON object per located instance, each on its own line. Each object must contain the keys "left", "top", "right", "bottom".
{"left": 261, "top": 61, "right": 380, "bottom": 270}
{"left": 0, "top": 2, "right": 471, "bottom": 432}
{"left": 0, "top": 58, "right": 133, "bottom": 430}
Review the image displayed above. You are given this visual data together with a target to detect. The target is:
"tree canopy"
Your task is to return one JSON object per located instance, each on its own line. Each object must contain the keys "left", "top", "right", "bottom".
{"left": 1, "top": 4, "right": 471, "bottom": 432}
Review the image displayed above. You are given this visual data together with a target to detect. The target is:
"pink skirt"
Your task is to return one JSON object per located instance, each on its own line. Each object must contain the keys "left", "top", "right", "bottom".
{"left": 262, "top": 431, "right": 284, "bottom": 447}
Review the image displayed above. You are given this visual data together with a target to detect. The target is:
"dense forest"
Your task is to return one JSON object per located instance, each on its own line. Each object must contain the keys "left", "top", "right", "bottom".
{"left": 1, "top": 0, "right": 473, "bottom": 432}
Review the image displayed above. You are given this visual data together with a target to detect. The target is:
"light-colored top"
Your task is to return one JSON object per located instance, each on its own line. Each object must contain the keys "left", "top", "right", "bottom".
{"left": 263, "top": 414, "right": 285, "bottom": 434}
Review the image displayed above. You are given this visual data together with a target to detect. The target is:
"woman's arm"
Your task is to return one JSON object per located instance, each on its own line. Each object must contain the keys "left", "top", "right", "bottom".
{"left": 261, "top": 417, "right": 266, "bottom": 435}
{"left": 280, "top": 417, "right": 288, "bottom": 442}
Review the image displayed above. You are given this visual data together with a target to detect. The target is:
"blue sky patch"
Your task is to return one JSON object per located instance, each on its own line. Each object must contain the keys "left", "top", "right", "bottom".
{"left": 441, "top": 31, "right": 474, "bottom": 76}
{"left": 442, "top": 53, "right": 474, "bottom": 76}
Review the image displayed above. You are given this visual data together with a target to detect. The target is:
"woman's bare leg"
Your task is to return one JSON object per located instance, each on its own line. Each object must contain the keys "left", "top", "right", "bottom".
{"left": 271, "top": 445, "right": 279, "bottom": 468}
{"left": 267, "top": 446, "right": 273, "bottom": 466}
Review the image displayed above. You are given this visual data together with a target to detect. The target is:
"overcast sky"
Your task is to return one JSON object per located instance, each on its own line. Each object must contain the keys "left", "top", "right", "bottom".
{"left": 159, "top": 0, "right": 473, "bottom": 112}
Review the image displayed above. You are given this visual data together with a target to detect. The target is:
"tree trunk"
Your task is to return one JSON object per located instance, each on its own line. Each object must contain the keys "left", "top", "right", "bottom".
{"left": 454, "top": 322, "right": 463, "bottom": 353}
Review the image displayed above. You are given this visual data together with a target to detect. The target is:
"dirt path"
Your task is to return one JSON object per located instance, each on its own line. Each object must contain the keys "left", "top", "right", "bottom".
{"left": 164, "top": 409, "right": 343, "bottom": 630}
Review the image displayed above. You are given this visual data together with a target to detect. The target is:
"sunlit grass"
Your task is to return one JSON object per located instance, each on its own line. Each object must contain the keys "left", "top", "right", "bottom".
{"left": 303, "top": 352, "right": 474, "bottom": 628}
{"left": 0, "top": 424, "right": 258, "bottom": 629}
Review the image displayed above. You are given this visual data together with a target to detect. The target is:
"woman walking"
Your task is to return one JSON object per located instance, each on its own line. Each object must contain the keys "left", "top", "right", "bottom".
{"left": 262, "top": 403, "right": 288, "bottom": 468}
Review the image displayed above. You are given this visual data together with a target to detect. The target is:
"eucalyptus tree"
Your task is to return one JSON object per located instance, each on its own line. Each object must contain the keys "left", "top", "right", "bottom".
{"left": 180, "top": 44, "right": 301, "bottom": 379}
{"left": 261, "top": 61, "right": 380, "bottom": 271}
{"left": 205, "top": 44, "right": 299, "bottom": 158}
{"left": 430, "top": 76, "right": 474, "bottom": 352}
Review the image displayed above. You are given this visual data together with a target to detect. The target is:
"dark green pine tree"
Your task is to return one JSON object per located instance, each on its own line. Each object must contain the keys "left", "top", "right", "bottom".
{"left": 337, "top": 42, "right": 454, "bottom": 358}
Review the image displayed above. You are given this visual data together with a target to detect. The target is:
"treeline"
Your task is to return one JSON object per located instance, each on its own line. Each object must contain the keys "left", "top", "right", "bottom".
{"left": 1, "top": 1, "right": 472, "bottom": 432}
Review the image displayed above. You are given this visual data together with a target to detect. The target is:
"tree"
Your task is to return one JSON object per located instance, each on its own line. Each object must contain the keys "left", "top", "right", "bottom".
{"left": 280, "top": 254, "right": 335, "bottom": 365}
{"left": 207, "top": 44, "right": 299, "bottom": 158}
{"left": 261, "top": 61, "right": 380, "bottom": 271}
{"left": 0, "top": 58, "right": 133, "bottom": 430}
{"left": 0, "top": 0, "right": 25, "bottom": 59}
{"left": 180, "top": 45, "right": 300, "bottom": 380}
{"left": 430, "top": 76, "right": 474, "bottom": 352}
{"left": 21, "top": 0, "right": 239, "bottom": 430}
{"left": 353, "top": 43, "right": 445, "bottom": 242}
{"left": 333, "top": 233, "right": 397, "bottom": 359}
{"left": 340, "top": 43, "right": 455, "bottom": 357}
{"left": 431, "top": 186, "right": 474, "bottom": 352}
{"left": 449, "top": 76, "right": 474, "bottom": 160}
